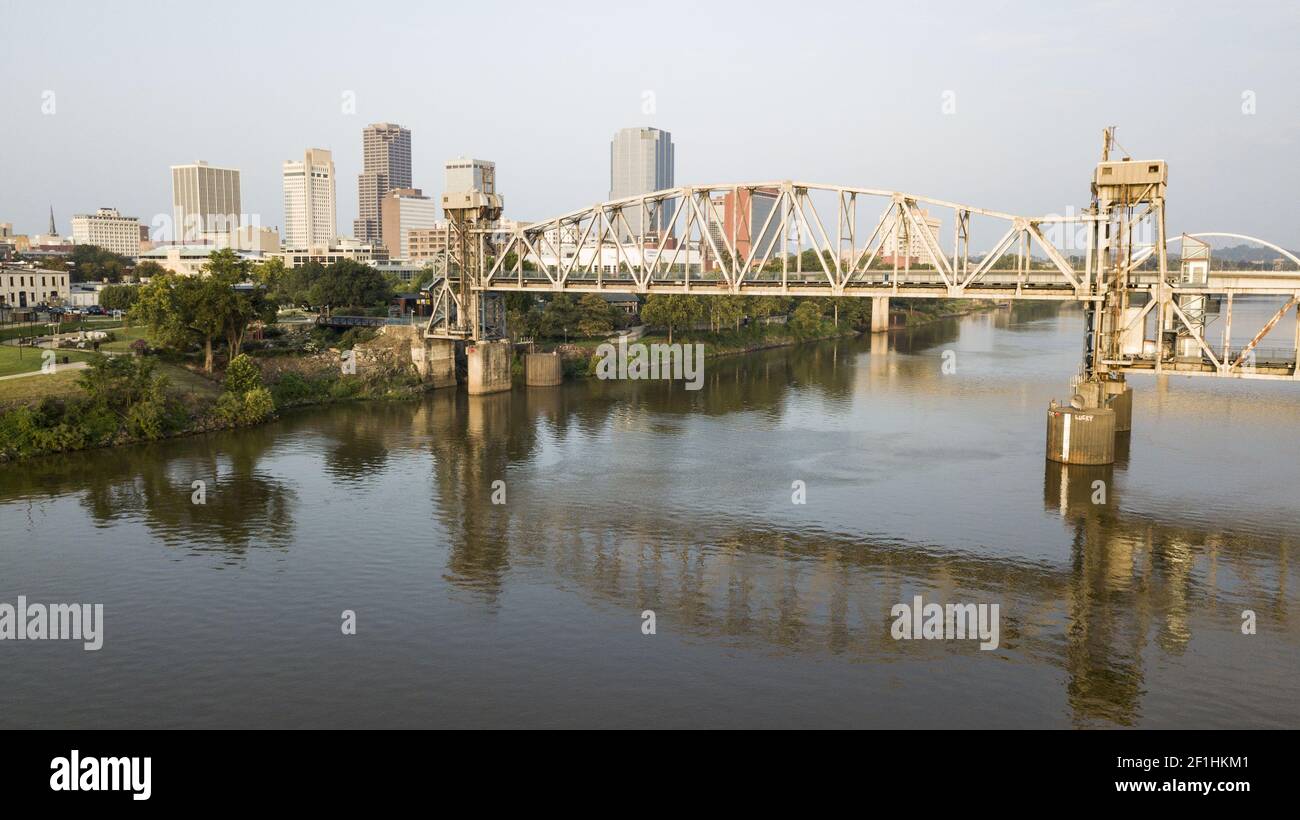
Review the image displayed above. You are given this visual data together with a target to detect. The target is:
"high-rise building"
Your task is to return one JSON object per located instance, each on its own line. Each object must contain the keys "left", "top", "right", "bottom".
{"left": 706, "top": 188, "right": 781, "bottom": 267}
{"left": 610, "top": 127, "right": 674, "bottom": 239}
{"left": 353, "top": 123, "right": 411, "bottom": 244}
{"left": 880, "top": 208, "right": 942, "bottom": 265}
{"left": 70, "top": 207, "right": 143, "bottom": 258}
{"left": 380, "top": 188, "right": 439, "bottom": 259}
{"left": 171, "top": 161, "right": 242, "bottom": 242}
{"left": 283, "top": 148, "right": 337, "bottom": 249}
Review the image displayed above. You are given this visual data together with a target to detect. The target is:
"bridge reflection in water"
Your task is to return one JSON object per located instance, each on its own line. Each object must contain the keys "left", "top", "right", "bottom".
{"left": 3, "top": 304, "right": 1296, "bottom": 727}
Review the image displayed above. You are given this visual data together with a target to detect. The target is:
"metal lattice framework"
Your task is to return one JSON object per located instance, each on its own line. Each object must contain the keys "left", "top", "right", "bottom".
{"left": 482, "top": 182, "right": 1097, "bottom": 299}
{"left": 421, "top": 179, "right": 1300, "bottom": 380}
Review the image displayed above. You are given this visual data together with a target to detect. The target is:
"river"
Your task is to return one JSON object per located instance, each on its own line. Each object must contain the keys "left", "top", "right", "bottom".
{"left": 2, "top": 301, "right": 1297, "bottom": 728}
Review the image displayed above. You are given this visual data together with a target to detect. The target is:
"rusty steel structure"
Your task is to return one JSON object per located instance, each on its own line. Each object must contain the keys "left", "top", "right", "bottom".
{"left": 426, "top": 130, "right": 1300, "bottom": 382}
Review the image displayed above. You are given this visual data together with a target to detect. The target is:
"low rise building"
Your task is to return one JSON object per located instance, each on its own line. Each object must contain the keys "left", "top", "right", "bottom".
{"left": 274, "top": 238, "right": 387, "bottom": 269}
{"left": 137, "top": 244, "right": 264, "bottom": 277}
{"left": 0, "top": 265, "right": 71, "bottom": 308}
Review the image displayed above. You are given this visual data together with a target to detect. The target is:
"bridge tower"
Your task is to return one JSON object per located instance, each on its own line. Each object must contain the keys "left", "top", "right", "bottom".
{"left": 421, "top": 167, "right": 512, "bottom": 394}
{"left": 1049, "top": 129, "right": 1166, "bottom": 463}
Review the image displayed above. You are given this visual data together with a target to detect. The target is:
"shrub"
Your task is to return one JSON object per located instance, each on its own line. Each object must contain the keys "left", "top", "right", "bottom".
{"left": 223, "top": 354, "right": 263, "bottom": 394}
{"left": 215, "top": 386, "right": 275, "bottom": 426}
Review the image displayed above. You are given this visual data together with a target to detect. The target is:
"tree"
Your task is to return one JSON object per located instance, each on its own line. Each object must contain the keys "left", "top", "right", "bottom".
{"left": 205, "top": 250, "right": 276, "bottom": 362}
{"left": 76, "top": 355, "right": 172, "bottom": 440}
{"left": 133, "top": 260, "right": 168, "bottom": 281}
{"left": 130, "top": 251, "right": 273, "bottom": 373}
{"left": 99, "top": 284, "right": 139, "bottom": 313}
{"left": 539, "top": 294, "right": 582, "bottom": 339}
{"left": 789, "top": 300, "right": 826, "bottom": 339}
{"left": 308, "top": 260, "right": 391, "bottom": 310}
{"left": 67, "top": 244, "right": 132, "bottom": 283}
{"left": 576, "top": 293, "right": 618, "bottom": 337}
{"left": 222, "top": 354, "right": 263, "bottom": 394}
{"left": 641, "top": 294, "right": 702, "bottom": 344}
{"left": 709, "top": 295, "right": 746, "bottom": 333}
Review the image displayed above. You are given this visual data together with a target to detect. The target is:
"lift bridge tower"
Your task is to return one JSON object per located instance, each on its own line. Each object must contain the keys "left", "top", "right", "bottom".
{"left": 425, "top": 164, "right": 505, "bottom": 341}
{"left": 1048, "top": 128, "right": 1167, "bottom": 464}
{"left": 416, "top": 163, "right": 516, "bottom": 395}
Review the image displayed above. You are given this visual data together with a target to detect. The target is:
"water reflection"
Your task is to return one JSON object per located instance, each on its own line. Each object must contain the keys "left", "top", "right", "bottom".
{"left": 1, "top": 427, "right": 296, "bottom": 555}
{"left": 1, "top": 302, "right": 1296, "bottom": 727}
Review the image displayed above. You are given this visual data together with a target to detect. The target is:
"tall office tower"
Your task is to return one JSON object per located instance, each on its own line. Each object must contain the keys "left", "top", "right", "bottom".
{"left": 283, "top": 148, "right": 337, "bottom": 249}
{"left": 171, "top": 161, "right": 242, "bottom": 242}
{"left": 610, "top": 127, "right": 674, "bottom": 240}
{"left": 353, "top": 123, "right": 411, "bottom": 244}
{"left": 380, "top": 188, "right": 439, "bottom": 259}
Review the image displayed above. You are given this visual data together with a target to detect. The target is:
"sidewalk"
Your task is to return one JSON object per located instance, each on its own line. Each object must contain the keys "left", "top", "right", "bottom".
{"left": 0, "top": 361, "right": 89, "bottom": 381}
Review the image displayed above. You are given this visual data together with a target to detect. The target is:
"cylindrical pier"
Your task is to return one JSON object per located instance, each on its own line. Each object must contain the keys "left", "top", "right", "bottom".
{"left": 525, "top": 352, "right": 563, "bottom": 386}
{"left": 1104, "top": 381, "right": 1133, "bottom": 433}
{"left": 1045, "top": 403, "right": 1116, "bottom": 465}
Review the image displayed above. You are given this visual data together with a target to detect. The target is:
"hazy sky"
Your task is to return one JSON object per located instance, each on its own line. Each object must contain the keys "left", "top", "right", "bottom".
{"left": 2, "top": 0, "right": 1298, "bottom": 247}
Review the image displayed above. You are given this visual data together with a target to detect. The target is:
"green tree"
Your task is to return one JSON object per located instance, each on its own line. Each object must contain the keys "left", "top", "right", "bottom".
{"left": 132, "top": 273, "right": 224, "bottom": 372}
{"left": 133, "top": 260, "right": 168, "bottom": 281}
{"left": 709, "top": 295, "right": 746, "bottom": 333}
{"left": 205, "top": 250, "right": 276, "bottom": 362}
{"left": 539, "top": 294, "right": 582, "bottom": 339}
{"left": 309, "top": 260, "right": 391, "bottom": 310}
{"left": 576, "top": 293, "right": 618, "bottom": 337}
{"left": 67, "top": 244, "right": 132, "bottom": 283}
{"left": 641, "top": 294, "right": 702, "bottom": 344}
{"left": 789, "top": 300, "right": 826, "bottom": 339}
{"left": 222, "top": 354, "right": 263, "bottom": 394}
{"left": 76, "top": 355, "right": 172, "bottom": 440}
{"left": 99, "top": 284, "right": 139, "bottom": 312}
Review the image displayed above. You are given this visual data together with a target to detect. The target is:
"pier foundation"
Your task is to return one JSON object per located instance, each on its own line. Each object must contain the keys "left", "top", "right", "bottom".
{"left": 467, "top": 339, "right": 512, "bottom": 395}
{"left": 1045, "top": 375, "right": 1134, "bottom": 465}
{"left": 411, "top": 337, "right": 458, "bottom": 388}
{"left": 524, "top": 352, "right": 563, "bottom": 386}
{"left": 1104, "top": 379, "right": 1133, "bottom": 433}
{"left": 871, "top": 296, "right": 890, "bottom": 332}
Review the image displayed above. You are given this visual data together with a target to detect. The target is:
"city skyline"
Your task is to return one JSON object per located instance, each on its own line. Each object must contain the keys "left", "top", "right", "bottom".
{"left": 2, "top": 1, "right": 1299, "bottom": 247}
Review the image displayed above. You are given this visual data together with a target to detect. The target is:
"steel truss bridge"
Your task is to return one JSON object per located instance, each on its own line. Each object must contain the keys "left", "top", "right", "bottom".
{"left": 426, "top": 163, "right": 1300, "bottom": 382}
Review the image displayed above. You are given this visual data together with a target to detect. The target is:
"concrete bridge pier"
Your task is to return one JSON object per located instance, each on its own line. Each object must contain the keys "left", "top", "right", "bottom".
{"left": 467, "top": 339, "right": 513, "bottom": 395}
{"left": 1104, "top": 377, "right": 1133, "bottom": 433}
{"left": 411, "top": 337, "right": 458, "bottom": 388}
{"left": 525, "top": 351, "right": 563, "bottom": 386}
{"left": 1045, "top": 376, "right": 1133, "bottom": 465}
{"left": 871, "top": 296, "right": 890, "bottom": 332}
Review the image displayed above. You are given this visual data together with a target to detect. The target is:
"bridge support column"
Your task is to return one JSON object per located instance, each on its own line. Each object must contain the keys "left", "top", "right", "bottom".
{"left": 871, "top": 296, "right": 890, "bottom": 332}
{"left": 1045, "top": 377, "right": 1122, "bottom": 465}
{"left": 411, "top": 338, "right": 458, "bottom": 389}
{"left": 525, "top": 351, "right": 563, "bottom": 386}
{"left": 1103, "top": 377, "right": 1133, "bottom": 433}
{"left": 467, "top": 339, "right": 513, "bottom": 396}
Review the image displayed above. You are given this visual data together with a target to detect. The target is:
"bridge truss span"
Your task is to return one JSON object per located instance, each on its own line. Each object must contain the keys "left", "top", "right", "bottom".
{"left": 482, "top": 182, "right": 1101, "bottom": 300}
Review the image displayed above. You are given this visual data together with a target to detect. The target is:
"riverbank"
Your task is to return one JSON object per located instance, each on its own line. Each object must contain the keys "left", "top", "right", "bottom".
{"left": 0, "top": 300, "right": 1003, "bottom": 461}
{"left": 0, "top": 339, "right": 431, "bottom": 462}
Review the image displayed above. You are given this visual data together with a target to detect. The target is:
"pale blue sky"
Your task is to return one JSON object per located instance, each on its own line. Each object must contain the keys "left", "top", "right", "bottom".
{"left": 2, "top": 0, "right": 1297, "bottom": 246}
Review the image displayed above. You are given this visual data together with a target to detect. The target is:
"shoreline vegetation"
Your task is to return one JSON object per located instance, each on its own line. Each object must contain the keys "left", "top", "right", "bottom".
{"left": 0, "top": 248, "right": 1002, "bottom": 462}
{"left": 0, "top": 298, "right": 1000, "bottom": 463}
